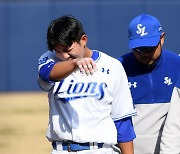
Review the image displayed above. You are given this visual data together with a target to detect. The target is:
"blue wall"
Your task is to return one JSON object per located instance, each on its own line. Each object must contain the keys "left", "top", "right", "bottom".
{"left": 0, "top": 0, "right": 180, "bottom": 91}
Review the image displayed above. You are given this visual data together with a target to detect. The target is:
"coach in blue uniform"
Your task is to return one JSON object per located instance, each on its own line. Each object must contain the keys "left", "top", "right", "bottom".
{"left": 118, "top": 14, "right": 180, "bottom": 154}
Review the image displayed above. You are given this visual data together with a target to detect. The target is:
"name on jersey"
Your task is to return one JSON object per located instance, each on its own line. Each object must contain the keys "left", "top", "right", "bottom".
{"left": 55, "top": 79, "right": 107, "bottom": 102}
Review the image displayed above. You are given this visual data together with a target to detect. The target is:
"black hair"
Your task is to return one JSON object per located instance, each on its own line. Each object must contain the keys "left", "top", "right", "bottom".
{"left": 47, "top": 15, "right": 85, "bottom": 51}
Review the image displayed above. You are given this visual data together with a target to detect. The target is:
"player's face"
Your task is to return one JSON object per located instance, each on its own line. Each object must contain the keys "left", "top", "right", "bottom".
{"left": 133, "top": 34, "right": 165, "bottom": 65}
{"left": 54, "top": 35, "right": 88, "bottom": 61}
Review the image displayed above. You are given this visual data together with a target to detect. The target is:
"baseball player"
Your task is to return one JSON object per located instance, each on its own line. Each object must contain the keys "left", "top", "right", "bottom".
{"left": 38, "top": 15, "right": 136, "bottom": 154}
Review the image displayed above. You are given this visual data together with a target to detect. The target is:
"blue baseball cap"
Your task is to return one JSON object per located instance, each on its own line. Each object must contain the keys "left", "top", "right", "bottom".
{"left": 128, "top": 14, "right": 163, "bottom": 49}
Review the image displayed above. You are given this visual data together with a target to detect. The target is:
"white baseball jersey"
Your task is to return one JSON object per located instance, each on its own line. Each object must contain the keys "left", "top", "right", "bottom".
{"left": 38, "top": 50, "right": 136, "bottom": 145}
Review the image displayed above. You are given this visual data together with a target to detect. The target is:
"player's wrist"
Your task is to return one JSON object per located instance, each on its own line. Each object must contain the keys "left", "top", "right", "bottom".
{"left": 72, "top": 58, "right": 78, "bottom": 70}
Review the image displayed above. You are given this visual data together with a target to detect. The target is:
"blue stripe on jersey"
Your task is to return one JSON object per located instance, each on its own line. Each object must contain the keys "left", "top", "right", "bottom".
{"left": 114, "top": 117, "right": 136, "bottom": 142}
{"left": 39, "top": 61, "right": 56, "bottom": 82}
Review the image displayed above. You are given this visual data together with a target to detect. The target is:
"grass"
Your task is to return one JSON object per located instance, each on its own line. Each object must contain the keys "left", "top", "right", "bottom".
{"left": 0, "top": 92, "right": 51, "bottom": 154}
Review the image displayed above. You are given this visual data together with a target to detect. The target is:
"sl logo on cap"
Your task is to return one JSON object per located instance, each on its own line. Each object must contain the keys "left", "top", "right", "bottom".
{"left": 136, "top": 24, "right": 148, "bottom": 36}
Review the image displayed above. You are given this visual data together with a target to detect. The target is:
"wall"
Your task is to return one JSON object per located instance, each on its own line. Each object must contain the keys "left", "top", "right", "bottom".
{"left": 0, "top": 0, "right": 180, "bottom": 91}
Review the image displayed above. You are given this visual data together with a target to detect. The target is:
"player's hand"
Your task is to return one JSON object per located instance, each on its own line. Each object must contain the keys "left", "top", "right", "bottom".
{"left": 75, "top": 58, "right": 97, "bottom": 75}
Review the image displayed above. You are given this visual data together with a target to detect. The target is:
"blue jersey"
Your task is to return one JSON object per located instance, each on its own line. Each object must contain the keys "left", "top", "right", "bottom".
{"left": 118, "top": 49, "right": 180, "bottom": 153}
{"left": 118, "top": 49, "right": 180, "bottom": 104}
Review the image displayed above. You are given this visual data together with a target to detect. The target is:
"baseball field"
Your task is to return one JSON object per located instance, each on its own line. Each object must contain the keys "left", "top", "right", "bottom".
{"left": 0, "top": 92, "right": 51, "bottom": 154}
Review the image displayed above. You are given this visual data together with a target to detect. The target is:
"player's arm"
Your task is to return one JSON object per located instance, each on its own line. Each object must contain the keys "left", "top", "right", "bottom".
{"left": 118, "top": 141, "right": 134, "bottom": 154}
{"left": 39, "top": 57, "right": 97, "bottom": 82}
{"left": 114, "top": 117, "right": 136, "bottom": 154}
{"left": 50, "top": 58, "right": 97, "bottom": 81}
{"left": 49, "top": 59, "right": 78, "bottom": 81}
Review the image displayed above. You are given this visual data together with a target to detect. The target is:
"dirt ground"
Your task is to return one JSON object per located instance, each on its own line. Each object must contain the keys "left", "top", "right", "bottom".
{"left": 0, "top": 92, "right": 51, "bottom": 154}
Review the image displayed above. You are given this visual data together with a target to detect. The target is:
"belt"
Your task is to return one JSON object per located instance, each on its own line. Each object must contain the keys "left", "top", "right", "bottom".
{"left": 52, "top": 141, "right": 104, "bottom": 152}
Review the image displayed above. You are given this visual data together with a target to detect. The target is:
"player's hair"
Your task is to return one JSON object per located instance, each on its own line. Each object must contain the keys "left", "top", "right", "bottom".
{"left": 47, "top": 15, "right": 85, "bottom": 51}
